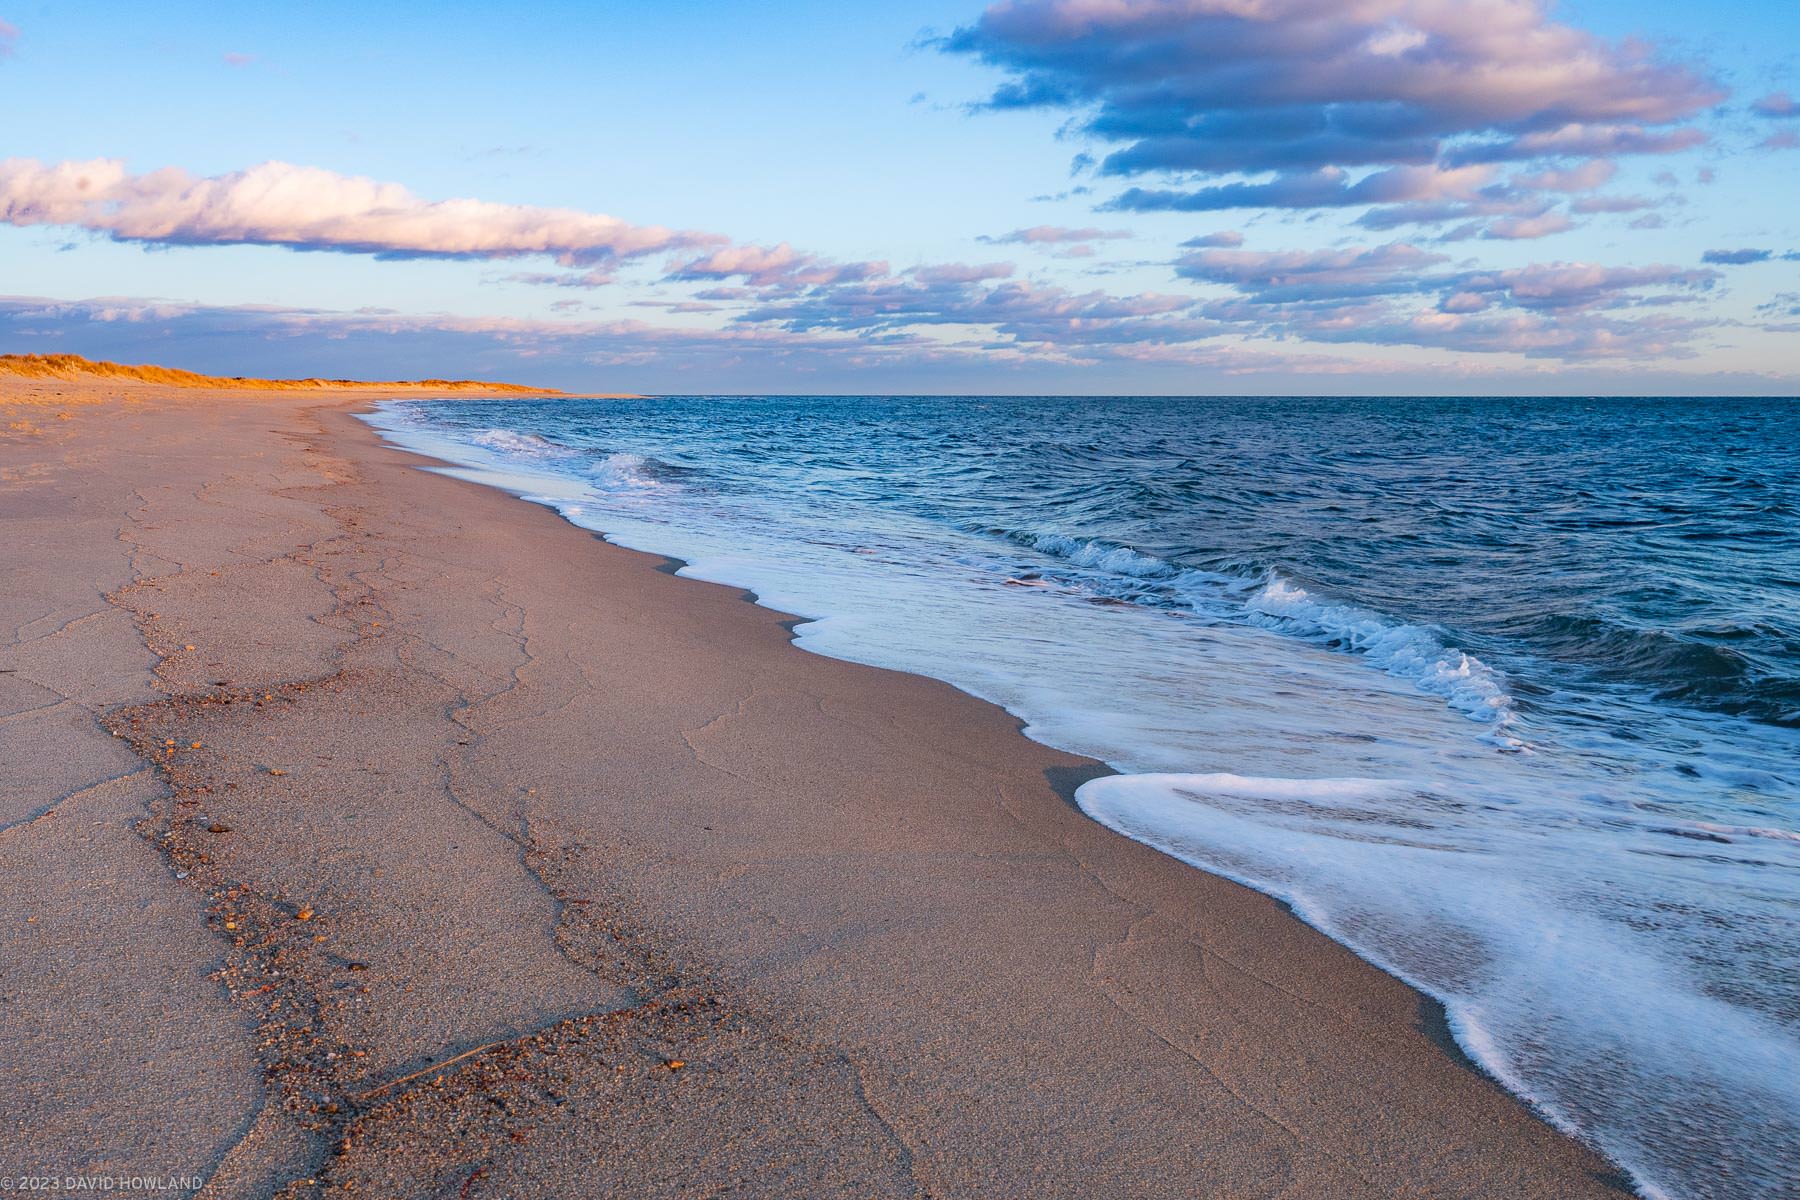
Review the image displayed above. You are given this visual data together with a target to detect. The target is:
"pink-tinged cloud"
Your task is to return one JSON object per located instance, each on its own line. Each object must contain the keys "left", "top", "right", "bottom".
{"left": 1751, "top": 92, "right": 1799, "bottom": 119}
{"left": 944, "top": 0, "right": 1722, "bottom": 213}
{"left": 666, "top": 249, "right": 1022, "bottom": 299}
{"left": 1112, "top": 163, "right": 1498, "bottom": 213}
{"left": 734, "top": 271, "right": 1197, "bottom": 344}
{"left": 1569, "top": 194, "right": 1656, "bottom": 215}
{"left": 223, "top": 52, "right": 257, "bottom": 68}
{"left": 665, "top": 242, "right": 888, "bottom": 288}
{"left": 1354, "top": 159, "right": 1652, "bottom": 235}
{"left": 1485, "top": 211, "right": 1574, "bottom": 240}
{"left": 0, "top": 20, "right": 16, "bottom": 56}
{"left": 1383, "top": 309, "right": 1711, "bottom": 360}
{"left": 1449, "top": 123, "right": 1708, "bottom": 165}
{"left": 504, "top": 267, "right": 620, "bottom": 289}
{"left": 979, "top": 225, "right": 1131, "bottom": 245}
{"left": 1439, "top": 291, "right": 1492, "bottom": 314}
{"left": 6, "top": 292, "right": 1453, "bottom": 386}
{"left": 1175, "top": 243, "right": 1448, "bottom": 294}
{"left": 0, "top": 158, "right": 722, "bottom": 266}
{"left": 1170, "top": 237, "right": 1721, "bottom": 360}
{"left": 1182, "top": 231, "right": 1244, "bottom": 248}
{"left": 911, "top": 262, "right": 1016, "bottom": 284}
{"left": 0, "top": 236, "right": 1737, "bottom": 376}
{"left": 688, "top": 233, "right": 1725, "bottom": 363}
{"left": 1514, "top": 160, "right": 1617, "bottom": 193}
{"left": 1461, "top": 262, "right": 1718, "bottom": 310}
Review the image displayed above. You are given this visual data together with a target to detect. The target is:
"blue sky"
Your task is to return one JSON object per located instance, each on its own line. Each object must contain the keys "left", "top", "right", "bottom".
{"left": 1, "top": 0, "right": 1796, "bottom": 393}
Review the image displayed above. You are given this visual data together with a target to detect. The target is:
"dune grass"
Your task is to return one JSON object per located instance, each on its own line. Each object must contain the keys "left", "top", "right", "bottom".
{"left": 0, "top": 353, "right": 559, "bottom": 393}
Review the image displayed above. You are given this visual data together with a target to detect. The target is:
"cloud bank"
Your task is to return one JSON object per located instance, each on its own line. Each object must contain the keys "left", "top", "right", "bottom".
{"left": 941, "top": 0, "right": 1722, "bottom": 232}
{"left": 0, "top": 292, "right": 1382, "bottom": 387}
{"left": 11, "top": 291, "right": 1786, "bottom": 394}
{"left": 647, "top": 230, "right": 1724, "bottom": 364}
{"left": 1173, "top": 241, "right": 1719, "bottom": 359}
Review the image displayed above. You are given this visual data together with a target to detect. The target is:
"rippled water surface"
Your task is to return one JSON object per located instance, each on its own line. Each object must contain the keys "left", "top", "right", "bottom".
{"left": 367, "top": 394, "right": 1799, "bottom": 1200}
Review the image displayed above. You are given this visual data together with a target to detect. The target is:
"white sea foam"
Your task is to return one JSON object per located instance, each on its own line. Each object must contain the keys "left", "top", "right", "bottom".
{"left": 590, "top": 450, "right": 665, "bottom": 494}
{"left": 1246, "top": 577, "right": 1520, "bottom": 739}
{"left": 1684, "top": 820, "right": 1800, "bottom": 843}
{"left": 1018, "top": 531, "right": 1181, "bottom": 578}
{"left": 1011, "top": 530, "right": 1521, "bottom": 744}
{"left": 1076, "top": 771, "right": 1800, "bottom": 1200}
{"left": 467, "top": 427, "right": 571, "bottom": 459}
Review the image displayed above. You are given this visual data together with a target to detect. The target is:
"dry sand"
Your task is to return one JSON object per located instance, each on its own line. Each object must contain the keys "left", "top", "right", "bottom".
{"left": 0, "top": 377, "right": 1635, "bottom": 1198}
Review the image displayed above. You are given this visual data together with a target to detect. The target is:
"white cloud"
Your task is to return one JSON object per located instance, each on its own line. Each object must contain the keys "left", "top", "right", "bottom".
{"left": 0, "top": 158, "right": 721, "bottom": 266}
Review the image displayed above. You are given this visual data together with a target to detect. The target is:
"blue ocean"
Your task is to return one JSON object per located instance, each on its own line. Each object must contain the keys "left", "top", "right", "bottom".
{"left": 366, "top": 394, "right": 1799, "bottom": 1200}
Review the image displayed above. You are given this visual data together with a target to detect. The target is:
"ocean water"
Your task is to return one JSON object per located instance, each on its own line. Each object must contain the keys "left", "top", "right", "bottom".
{"left": 364, "top": 395, "right": 1800, "bottom": 1200}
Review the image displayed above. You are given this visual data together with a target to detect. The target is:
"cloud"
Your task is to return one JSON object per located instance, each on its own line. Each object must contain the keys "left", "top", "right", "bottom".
{"left": 0, "top": 157, "right": 722, "bottom": 266}
{"left": 0, "top": 293, "right": 964, "bottom": 379}
{"left": 979, "top": 225, "right": 1130, "bottom": 245}
{"left": 1355, "top": 197, "right": 1534, "bottom": 231}
{"left": 942, "top": 0, "right": 1721, "bottom": 218}
{"left": 1751, "top": 92, "right": 1799, "bottom": 119}
{"left": 1761, "top": 130, "right": 1800, "bottom": 152}
{"left": 7, "top": 291, "right": 1450, "bottom": 386}
{"left": 1701, "top": 249, "right": 1773, "bottom": 265}
{"left": 734, "top": 271, "right": 1198, "bottom": 347}
{"left": 1169, "top": 237, "right": 1719, "bottom": 359}
{"left": 1756, "top": 293, "right": 1800, "bottom": 319}
{"left": 1463, "top": 263, "right": 1717, "bottom": 311}
{"left": 1485, "top": 211, "right": 1573, "bottom": 239}
{"left": 1445, "top": 123, "right": 1707, "bottom": 164}
{"left": 504, "top": 268, "right": 619, "bottom": 289}
{"left": 664, "top": 242, "right": 887, "bottom": 289}
{"left": 0, "top": 20, "right": 16, "bottom": 57}
{"left": 1344, "top": 155, "right": 1656, "bottom": 234}
{"left": 1181, "top": 231, "right": 1243, "bottom": 248}
{"left": 1348, "top": 309, "right": 1710, "bottom": 360}
{"left": 533, "top": 235, "right": 1729, "bottom": 366}
{"left": 1513, "top": 160, "right": 1616, "bottom": 193}
{"left": 1111, "top": 163, "right": 1498, "bottom": 213}
{"left": 911, "top": 262, "right": 1016, "bottom": 284}
{"left": 1175, "top": 243, "right": 1447, "bottom": 301}
{"left": 223, "top": 52, "right": 257, "bottom": 68}
{"left": 0, "top": 224, "right": 1735, "bottom": 387}
{"left": 1569, "top": 194, "right": 1656, "bottom": 214}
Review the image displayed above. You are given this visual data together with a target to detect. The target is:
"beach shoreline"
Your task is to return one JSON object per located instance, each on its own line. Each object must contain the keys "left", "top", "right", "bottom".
{"left": 1, "top": 376, "right": 1636, "bottom": 1198}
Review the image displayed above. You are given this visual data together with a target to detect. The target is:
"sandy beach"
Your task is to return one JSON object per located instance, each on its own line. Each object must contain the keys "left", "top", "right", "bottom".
{"left": 0, "top": 374, "right": 1636, "bottom": 1199}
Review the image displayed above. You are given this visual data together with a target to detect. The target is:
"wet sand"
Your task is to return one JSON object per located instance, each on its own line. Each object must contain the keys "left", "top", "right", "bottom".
{"left": 0, "top": 376, "right": 1635, "bottom": 1198}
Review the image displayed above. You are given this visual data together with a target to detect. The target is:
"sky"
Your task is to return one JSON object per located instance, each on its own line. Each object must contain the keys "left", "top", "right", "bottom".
{"left": 1, "top": 0, "right": 1797, "bottom": 394}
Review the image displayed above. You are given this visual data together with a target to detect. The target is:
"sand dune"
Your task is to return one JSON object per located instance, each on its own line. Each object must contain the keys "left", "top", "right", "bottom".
{"left": 0, "top": 352, "right": 565, "bottom": 394}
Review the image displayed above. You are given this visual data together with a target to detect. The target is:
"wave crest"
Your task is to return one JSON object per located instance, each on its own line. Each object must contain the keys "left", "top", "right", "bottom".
{"left": 1247, "top": 578, "right": 1519, "bottom": 739}
{"left": 1004, "top": 527, "right": 1519, "bottom": 740}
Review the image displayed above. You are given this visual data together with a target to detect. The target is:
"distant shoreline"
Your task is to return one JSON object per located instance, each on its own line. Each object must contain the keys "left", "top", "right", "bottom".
{"left": 0, "top": 351, "right": 606, "bottom": 395}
